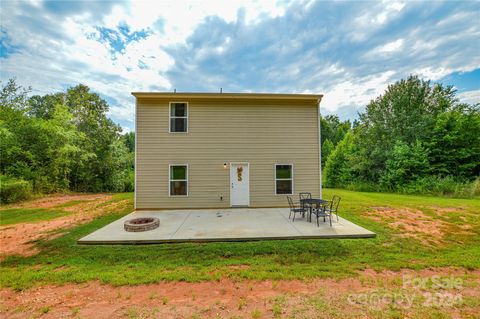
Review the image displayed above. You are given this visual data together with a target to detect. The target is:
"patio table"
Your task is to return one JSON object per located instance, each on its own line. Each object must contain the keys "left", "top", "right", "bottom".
{"left": 300, "top": 198, "right": 330, "bottom": 222}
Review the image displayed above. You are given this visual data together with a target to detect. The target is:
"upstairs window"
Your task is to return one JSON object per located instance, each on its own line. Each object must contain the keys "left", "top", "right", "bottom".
{"left": 170, "top": 165, "right": 188, "bottom": 196}
{"left": 169, "top": 102, "right": 188, "bottom": 133}
{"left": 275, "top": 164, "right": 293, "bottom": 195}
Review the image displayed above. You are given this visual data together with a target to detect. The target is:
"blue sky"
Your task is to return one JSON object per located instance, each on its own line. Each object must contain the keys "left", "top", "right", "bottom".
{"left": 1, "top": 0, "right": 479, "bottom": 132}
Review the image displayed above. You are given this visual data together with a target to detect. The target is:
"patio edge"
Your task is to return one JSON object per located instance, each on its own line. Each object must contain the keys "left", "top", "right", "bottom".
{"left": 77, "top": 232, "right": 376, "bottom": 245}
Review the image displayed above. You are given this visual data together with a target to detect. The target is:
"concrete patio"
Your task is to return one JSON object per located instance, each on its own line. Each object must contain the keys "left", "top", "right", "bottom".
{"left": 78, "top": 208, "right": 375, "bottom": 244}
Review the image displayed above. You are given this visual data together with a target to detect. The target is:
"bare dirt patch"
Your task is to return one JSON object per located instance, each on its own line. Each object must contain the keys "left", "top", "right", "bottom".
{"left": 427, "top": 206, "right": 466, "bottom": 214}
{"left": 1, "top": 268, "right": 478, "bottom": 319}
{"left": 0, "top": 195, "right": 123, "bottom": 258}
{"left": 228, "top": 264, "right": 251, "bottom": 270}
{"left": 4, "top": 193, "right": 112, "bottom": 209}
{"left": 363, "top": 207, "right": 450, "bottom": 245}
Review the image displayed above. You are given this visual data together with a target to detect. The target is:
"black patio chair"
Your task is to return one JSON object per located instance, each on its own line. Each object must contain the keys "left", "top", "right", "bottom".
{"left": 311, "top": 201, "right": 332, "bottom": 227}
{"left": 299, "top": 192, "right": 312, "bottom": 201}
{"left": 299, "top": 192, "right": 312, "bottom": 218}
{"left": 287, "top": 196, "right": 306, "bottom": 222}
{"left": 325, "top": 195, "right": 341, "bottom": 221}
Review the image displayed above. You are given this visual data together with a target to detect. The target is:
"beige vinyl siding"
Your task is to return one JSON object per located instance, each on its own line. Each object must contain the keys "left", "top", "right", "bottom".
{"left": 136, "top": 98, "right": 320, "bottom": 209}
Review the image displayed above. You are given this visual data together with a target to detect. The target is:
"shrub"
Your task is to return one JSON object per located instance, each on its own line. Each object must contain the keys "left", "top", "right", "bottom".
{"left": 473, "top": 177, "right": 480, "bottom": 196}
{"left": 123, "top": 170, "right": 135, "bottom": 192}
{"left": 398, "top": 176, "right": 479, "bottom": 198}
{"left": 32, "top": 175, "right": 57, "bottom": 193}
{"left": 0, "top": 175, "right": 33, "bottom": 204}
{"left": 331, "top": 175, "right": 479, "bottom": 198}
{"left": 344, "top": 181, "right": 384, "bottom": 193}
{"left": 454, "top": 176, "right": 480, "bottom": 198}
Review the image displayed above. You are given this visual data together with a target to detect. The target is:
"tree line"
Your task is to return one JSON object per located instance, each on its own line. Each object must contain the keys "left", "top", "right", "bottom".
{"left": 322, "top": 76, "right": 480, "bottom": 197}
{"left": 1, "top": 76, "right": 478, "bottom": 203}
{"left": 1, "top": 79, "right": 134, "bottom": 203}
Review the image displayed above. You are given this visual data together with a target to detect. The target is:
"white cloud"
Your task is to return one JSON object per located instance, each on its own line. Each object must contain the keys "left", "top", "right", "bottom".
{"left": 1, "top": 0, "right": 478, "bottom": 132}
{"left": 457, "top": 90, "right": 480, "bottom": 105}
{"left": 374, "top": 1, "right": 405, "bottom": 24}
{"left": 414, "top": 67, "right": 453, "bottom": 81}
{"left": 101, "top": 0, "right": 287, "bottom": 45}
{"left": 388, "top": 1, "right": 406, "bottom": 12}
{"left": 363, "top": 38, "right": 404, "bottom": 59}
{"left": 351, "top": 1, "right": 406, "bottom": 42}
{"left": 376, "top": 39, "right": 404, "bottom": 53}
{"left": 321, "top": 71, "right": 395, "bottom": 113}
{"left": 0, "top": 0, "right": 293, "bottom": 129}
{"left": 109, "top": 103, "right": 136, "bottom": 123}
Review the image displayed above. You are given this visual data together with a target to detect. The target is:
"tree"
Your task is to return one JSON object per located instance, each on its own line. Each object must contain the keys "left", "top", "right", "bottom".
{"left": 0, "top": 79, "right": 38, "bottom": 184}
{"left": 323, "top": 76, "right": 478, "bottom": 193}
{"left": 425, "top": 104, "right": 480, "bottom": 179}
{"left": 28, "top": 93, "right": 65, "bottom": 119}
{"left": 353, "top": 75, "right": 460, "bottom": 183}
{"left": 0, "top": 78, "right": 30, "bottom": 111}
{"left": 380, "top": 140, "right": 429, "bottom": 189}
{"left": 40, "top": 103, "right": 88, "bottom": 190}
{"left": 123, "top": 132, "right": 135, "bottom": 153}
{"left": 359, "top": 75, "right": 456, "bottom": 146}
{"left": 321, "top": 139, "right": 334, "bottom": 168}
{"left": 320, "top": 115, "right": 351, "bottom": 146}
{"left": 64, "top": 84, "right": 125, "bottom": 192}
{"left": 320, "top": 115, "right": 351, "bottom": 168}
{"left": 324, "top": 132, "right": 356, "bottom": 188}
{"left": 1, "top": 79, "right": 133, "bottom": 196}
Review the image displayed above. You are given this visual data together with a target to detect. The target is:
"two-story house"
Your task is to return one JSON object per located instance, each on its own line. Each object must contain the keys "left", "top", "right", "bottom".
{"left": 132, "top": 92, "right": 323, "bottom": 209}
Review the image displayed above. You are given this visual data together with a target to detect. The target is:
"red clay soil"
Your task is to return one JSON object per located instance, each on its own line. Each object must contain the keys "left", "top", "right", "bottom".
{"left": 363, "top": 207, "right": 451, "bottom": 245}
{"left": 1, "top": 198, "right": 479, "bottom": 318}
{"left": 4, "top": 194, "right": 112, "bottom": 209}
{"left": 1, "top": 268, "right": 478, "bottom": 319}
{"left": 0, "top": 194, "right": 115, "bottom": 258}
{"left": 427, "top": 206, "right": 466, "bottom": 213}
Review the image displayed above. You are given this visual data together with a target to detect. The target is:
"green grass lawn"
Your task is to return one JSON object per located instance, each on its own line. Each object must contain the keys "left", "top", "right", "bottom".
{"left": 0, "top": 197, "right": 101, "bottom": 226}
{"left": 1, "top": 190, "right": 479, "bottom": 290}
{"left": 0, "top": 208, "right": 71, "bottom": 226}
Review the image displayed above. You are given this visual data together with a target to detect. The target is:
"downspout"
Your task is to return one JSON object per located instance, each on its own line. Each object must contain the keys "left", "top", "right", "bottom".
{"left": 317, "top": 99, "right": 322, "bottom": 199}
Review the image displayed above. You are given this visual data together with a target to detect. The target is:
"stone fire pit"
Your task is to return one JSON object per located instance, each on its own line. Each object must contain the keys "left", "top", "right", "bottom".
{"left": 124, "top": 217, "right": 160, "bottom": 232}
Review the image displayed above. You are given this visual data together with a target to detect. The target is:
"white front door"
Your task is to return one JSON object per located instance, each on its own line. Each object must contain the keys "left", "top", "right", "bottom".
{"left": 230, "top": 163, "right": 250, "bottom": 206}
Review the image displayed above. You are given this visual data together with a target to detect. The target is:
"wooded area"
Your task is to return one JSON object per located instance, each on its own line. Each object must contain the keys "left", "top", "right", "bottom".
{"left": 0, "top": 79, "right": 134, "bottom": 203}
{"left": 323, "top": 76, "right": 480, "bottom": 197}
{"left": 1, "top": 76, "right": 479, "bottom": 203}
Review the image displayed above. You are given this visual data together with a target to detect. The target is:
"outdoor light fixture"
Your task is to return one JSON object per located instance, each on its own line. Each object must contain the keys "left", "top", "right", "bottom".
{"left": 223, "top": 163, "right": 228, "bottom": 169}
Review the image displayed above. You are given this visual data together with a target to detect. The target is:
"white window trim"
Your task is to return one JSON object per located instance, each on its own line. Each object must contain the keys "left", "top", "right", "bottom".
{"left": 169, "top": 164, "right": 189, "bottom": 197}
{"left": 274, "top": 163, "right": 294, "bottom": 195}
{"left": 169, "top": 102, "right": 189, "bottom": 133}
